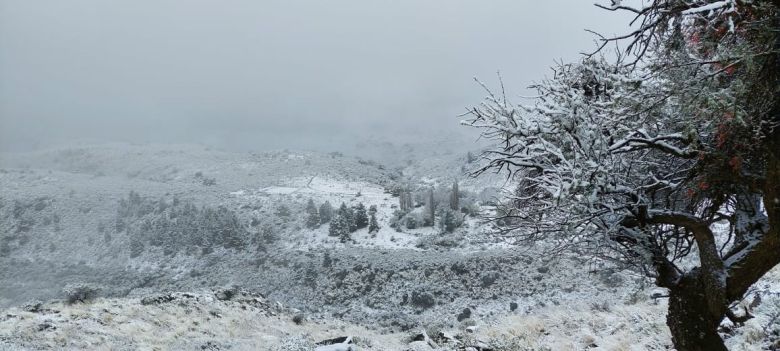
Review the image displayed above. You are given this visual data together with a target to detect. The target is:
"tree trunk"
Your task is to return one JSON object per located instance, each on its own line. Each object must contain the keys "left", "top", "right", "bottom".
{"left": 667, "top": 274, "right": 727, "bottom": 351}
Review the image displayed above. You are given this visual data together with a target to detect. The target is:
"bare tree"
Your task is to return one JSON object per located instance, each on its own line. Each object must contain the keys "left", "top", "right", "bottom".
{"left": 466, "top": 1, "right": 780, "bottom": 349}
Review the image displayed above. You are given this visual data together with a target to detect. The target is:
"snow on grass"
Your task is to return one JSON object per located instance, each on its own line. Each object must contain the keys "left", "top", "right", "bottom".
{"left": 0, "top": 290, "right": 677, "bottom": 351}
{"left": 0, "top": 294, "right": 407, "bottom": 351}
{"left": 477, "top": 299, "right": 671, "bottom": 350}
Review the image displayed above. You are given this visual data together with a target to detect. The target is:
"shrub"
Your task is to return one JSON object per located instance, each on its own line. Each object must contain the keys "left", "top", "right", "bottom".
{"left": 292, "top": 313, "right": 305, "bottom": 325}
{"left": 63, "top": 283, "right": 101, "bottom": 304}
{"left": 405, "top": 214, "right": 418, "bottom": 229}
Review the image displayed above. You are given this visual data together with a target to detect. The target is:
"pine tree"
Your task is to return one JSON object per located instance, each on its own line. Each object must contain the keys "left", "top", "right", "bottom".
{"left": 353, "top": 203, "right": 368, "bottom": 229}
{"left": 399, "top": 191, "right": 408, "bottom": 212}
{"left": 369, "top": 212, "right": 379, "bottom": 233}
{"left": 329, "top": 213, "right": 352, "bottom": 243}
{"left": 450, "top": 180, "right": 459, "bottom": 211}
{"left": 440, "top": 209, "right": 456, "bottom": 233}
{"left": 328, "top": 214, "right": 349, "bottom": 238}
{"left": 339, "top": 226, "right": 351, "bottom": 243}
{"left": 319, "top": 201, "right": 332, "bottom": 224}
{"left": 338, "top": 202, "right": 357, "bottom": 232}
{"left": 427, "top": 187, "right": 435, "bottom": 226}
{"left": 398, "top": 189, "right": 415, "bottom": 212}
{"left": 347, "top": 207, "right": 357, "bottom": 232}
{"left": 305, "top": 199, "right": 320, "bottom": 229}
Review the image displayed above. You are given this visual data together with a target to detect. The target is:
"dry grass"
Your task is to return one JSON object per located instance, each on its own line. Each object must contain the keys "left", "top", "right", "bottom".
{"left": 0, "top": 293, "right": 407, "bottom": 350}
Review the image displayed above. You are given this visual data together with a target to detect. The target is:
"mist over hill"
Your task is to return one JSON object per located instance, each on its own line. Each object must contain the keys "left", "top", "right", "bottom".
{"left": 3, "top": 1, "right": 780, "bottom": 350}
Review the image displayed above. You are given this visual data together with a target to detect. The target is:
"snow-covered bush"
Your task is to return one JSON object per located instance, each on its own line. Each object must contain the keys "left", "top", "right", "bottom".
{"left": 63, "top": 283, "right": 101, "bottom": 304}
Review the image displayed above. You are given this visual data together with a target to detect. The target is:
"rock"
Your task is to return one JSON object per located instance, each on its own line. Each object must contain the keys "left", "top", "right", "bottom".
{"left": 140, "top": 293, "right": 176, "bottom": 305}
{"left": 406, "top": 341, "right": 434, "bottom": 351}
{"left": 509, "top": 302, "right": 518, "bottom": 312}
{"left": 200, "top": 341, "right": 223, "bottom": 350}
{"left": 408, "top": 330, "right": 439, "bottom": 349}
{"left": 466, "top": 326, "right": 477, "bottom": 333}
{"left": 22, "top": 300, "right": 43, "bottom": 313}
{"left": 36, "top": 320, "right": 55, "bottom": 332}
{"left": 316, "top": 336, "right": 351, "bottom": 345}
{"left": 437, "top": 331, "right": 460, "bottom": 345}
{"left": 410, "top": 333, "right": 425, "bottom": 342}
{"left": 314, "top": 336, "right": 355, "bottom": 351}
{"left": 471, "top": 340, "right": 494, "bottom": 351}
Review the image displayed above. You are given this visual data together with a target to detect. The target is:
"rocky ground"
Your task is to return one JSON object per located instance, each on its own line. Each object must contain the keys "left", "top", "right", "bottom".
{"left": 0, "top": 287, "right": 672, "bottom": 351}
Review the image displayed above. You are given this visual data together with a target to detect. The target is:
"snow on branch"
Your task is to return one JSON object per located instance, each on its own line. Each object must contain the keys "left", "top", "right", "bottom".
{"left": 465, "top": 56, "right": 735, "bottom": 275}
{"left": 681, "top": 0, "right": 734, "bottom": 15}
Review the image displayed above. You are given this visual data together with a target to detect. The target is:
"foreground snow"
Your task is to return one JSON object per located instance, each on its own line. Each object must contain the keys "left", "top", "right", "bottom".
{"left": 0, "top": 291, "right": 670, "bottom": 350}
{"left": 3, "top": 272, "right": 778, "bottom": 351}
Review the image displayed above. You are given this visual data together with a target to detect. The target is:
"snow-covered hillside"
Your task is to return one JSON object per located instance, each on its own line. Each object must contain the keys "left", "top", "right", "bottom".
{"left": 0, "top": 143, "right": 778, "bottom": 350}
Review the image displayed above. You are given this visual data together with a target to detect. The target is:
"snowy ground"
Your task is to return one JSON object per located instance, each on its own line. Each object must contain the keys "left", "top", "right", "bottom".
{"left": 1, "top": 143, "right": 779, "bottom": 350}
{"left": 0, "top": 290, "right": 671, "bottom": 351}
{"left": 231, "top": 176, "right": 438, "bottom": 250}
{"left": 2, "top": 278, "right": 776, "bottom": 351}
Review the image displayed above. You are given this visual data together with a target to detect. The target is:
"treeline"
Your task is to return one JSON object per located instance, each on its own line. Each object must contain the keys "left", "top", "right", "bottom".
{"left": 390, "top": 180, "right": 475, "bottom": 233}
{"left": 117, "top": 191, "right": 250, "bottom": 258}
{"left": 304, "top": 199, "right": 379, "bottom": 243}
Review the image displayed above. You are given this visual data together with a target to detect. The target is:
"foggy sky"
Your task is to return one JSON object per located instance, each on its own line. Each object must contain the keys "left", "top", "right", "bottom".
{"left": 0, "top": 1, "right": 631, "bottom": 153}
